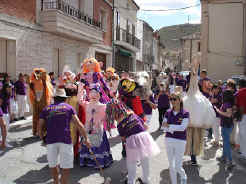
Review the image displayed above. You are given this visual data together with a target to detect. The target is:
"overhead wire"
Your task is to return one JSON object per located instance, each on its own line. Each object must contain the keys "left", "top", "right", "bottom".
{"left": 115, "top": 3, "right": 201, "bottom": 12}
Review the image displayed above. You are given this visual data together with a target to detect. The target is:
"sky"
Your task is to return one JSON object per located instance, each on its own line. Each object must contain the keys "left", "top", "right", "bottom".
{"left": 135, "top": 0, "right": 201, "bottom": 31}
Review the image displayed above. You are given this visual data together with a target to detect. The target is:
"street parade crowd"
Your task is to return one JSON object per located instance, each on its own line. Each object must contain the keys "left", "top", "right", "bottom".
{"left": 0, "top": 57, "right": 246, "bottom": 184}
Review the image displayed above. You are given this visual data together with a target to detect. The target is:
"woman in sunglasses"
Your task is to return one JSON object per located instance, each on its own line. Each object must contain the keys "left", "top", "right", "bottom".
{"left": 162, "top": 92, "right": 189, "bottom": 184}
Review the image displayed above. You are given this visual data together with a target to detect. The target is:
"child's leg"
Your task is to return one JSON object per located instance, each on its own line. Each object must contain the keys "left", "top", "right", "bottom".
{"left": 141, "top": 157, "right": 150, "bottom": 184}
{"left": 127, "top": 158, "right": 137, "bottom": 184}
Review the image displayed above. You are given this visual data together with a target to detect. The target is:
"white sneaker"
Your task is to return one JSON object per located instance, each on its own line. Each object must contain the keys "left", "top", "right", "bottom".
{"left": 5, "top": 142, "right": 13, "bottom": 148}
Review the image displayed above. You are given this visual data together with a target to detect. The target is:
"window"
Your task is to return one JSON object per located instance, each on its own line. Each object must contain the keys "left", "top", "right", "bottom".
{"left": 79, "top": 0, "right": 85, "bottom": 12}
{"left": 100, "top": 9, "right": 107, "bottom": 31}
{"left": 116, "top": 11, "right": 120, "bottom": 26}
{"left": 198, "top": 41, "right": 201, "bottom": 52}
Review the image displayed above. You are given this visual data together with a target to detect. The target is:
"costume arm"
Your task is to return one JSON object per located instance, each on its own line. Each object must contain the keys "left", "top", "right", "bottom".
{"left": 0, "top": 117, "right": 6, "bottom": 148}
{"left": 72, "top": 115, "right": 90, "bottom": 148}
{"left": 98, "top": 73, "right": 111, "bottom": 96}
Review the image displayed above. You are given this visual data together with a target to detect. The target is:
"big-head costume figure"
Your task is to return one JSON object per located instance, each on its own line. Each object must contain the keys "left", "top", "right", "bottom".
{"left": 79, "top": 58, "right": 111, "bottom": 104}
{"left": 29, "top": 68, "right": 53, "bottom": 136}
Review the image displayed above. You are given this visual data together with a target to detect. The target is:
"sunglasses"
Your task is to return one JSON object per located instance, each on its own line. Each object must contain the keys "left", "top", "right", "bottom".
{"left": 170, "top": 98, "right": 178, "bottom": 101}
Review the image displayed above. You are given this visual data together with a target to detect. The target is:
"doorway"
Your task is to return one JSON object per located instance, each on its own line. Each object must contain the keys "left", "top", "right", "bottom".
{"left": 0, "top": 38, "right": 16, "bottom": 80}
{"left": 95, "top": 52, "right": 106, "bottom": 71}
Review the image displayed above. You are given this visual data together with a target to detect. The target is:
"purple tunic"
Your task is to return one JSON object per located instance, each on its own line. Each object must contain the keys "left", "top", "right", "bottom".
{"left": 117, "top": 114, "right": 145, "bottom": 138}
{"left": 0, "top": 107, "right": 3, "bottom": 117}
{"left": 51, "top": 79, "right": 56, "bottom": 87}
{"left": 176, "top": 79, "right": 187, "bottom": 91}
{"left": 220, "top": 102, "right": 233, "bottom": 128}
{"left": 164, "top": 109, "right": 189, "bottom": 140}
{"left": 0, "top": 94, "right": 10, "bottom": 114}
{"left": 141, "top": 95, "right": 155, "bottom": 115}
{"left": 40, "top": 102, "right": 76, "bottom": 145}
{"left": 158, "top": 93, "right": 170, "bottom": 109}
{"left": 14, "top": 80, "right": 26, "bottom": 95}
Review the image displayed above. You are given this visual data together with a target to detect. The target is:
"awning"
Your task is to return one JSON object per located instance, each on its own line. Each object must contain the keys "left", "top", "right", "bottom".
{"left": 118, "top": 48, "right": 132, "bottom": 57}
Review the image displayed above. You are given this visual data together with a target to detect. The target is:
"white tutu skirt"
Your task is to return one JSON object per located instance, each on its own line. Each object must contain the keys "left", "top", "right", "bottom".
{"left": 183, "top": 92, "right": 216, "bottom": 128}
{"left": 126, "top": 131, "right": 160, "bottom": 161}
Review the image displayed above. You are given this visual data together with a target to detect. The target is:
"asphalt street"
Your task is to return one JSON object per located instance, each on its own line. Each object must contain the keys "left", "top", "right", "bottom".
{"left": 0, "top": 110, "right": 246, "bottom": 184}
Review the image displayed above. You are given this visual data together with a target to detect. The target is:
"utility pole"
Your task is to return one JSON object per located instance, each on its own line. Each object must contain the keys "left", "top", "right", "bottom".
{"left": 112, "top": 0, "right": 115, "bottom": 68}
{"left": 190, "top": 38, "right": 193, "bottom": 64}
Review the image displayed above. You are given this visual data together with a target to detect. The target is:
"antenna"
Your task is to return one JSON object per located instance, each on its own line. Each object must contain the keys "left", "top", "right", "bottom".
{"left": 188, "top": 15, "right": 190, "bottom": 24}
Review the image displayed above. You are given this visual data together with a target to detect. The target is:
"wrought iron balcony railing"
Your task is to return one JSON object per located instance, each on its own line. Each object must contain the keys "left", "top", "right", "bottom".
{"left": 41, "top": 0, "right": 102, "bottom": 29}
{"left": 116, "top": 27, "right": 140, "bottom": 49}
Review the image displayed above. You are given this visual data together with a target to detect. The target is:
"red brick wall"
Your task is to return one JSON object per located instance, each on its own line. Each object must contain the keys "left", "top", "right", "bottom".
{"left": 0, "top": 0, "right": 36, "bottom": 23}
{"left": 94, "top": 0, "right": 113, "bottom": 47}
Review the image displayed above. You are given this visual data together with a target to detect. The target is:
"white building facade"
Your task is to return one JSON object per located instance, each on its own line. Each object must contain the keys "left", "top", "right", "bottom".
{"left": 0, "top": 0, "right": 112, "bottom": 79}
{"left": 113, "top": 0, "right": 140, "bottom": 72}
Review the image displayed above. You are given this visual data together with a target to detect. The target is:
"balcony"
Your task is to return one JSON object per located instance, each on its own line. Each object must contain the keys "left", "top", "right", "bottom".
{"left": 40, "top": 0, "right": 103, "bottom": 43}
{"left": 115, "top": 27, "right": 140, "bottom": 53}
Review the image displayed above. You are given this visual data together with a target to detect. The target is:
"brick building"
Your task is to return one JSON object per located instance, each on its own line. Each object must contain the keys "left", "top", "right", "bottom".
{"left": 0, "top": 0, "right": 113, "bottom": 79}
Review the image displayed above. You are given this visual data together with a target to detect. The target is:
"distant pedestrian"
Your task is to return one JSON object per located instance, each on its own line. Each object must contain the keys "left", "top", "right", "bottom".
{"left": 176, "top": 75, "right": 187, "bottom": 92}
{"left": 163, "top": 92, "right": 189, "bottom": 184}
{"left": 49, "top": 72, "right": 56, "bottom": 87}
{"left": 39, "top": 88, "right": 90, "bottom": 184}
{"left": 14, "top": 73, "right": 29, "bottom": 120}
{"left": 157, "top": 82, "right": 170, "bottom": 130}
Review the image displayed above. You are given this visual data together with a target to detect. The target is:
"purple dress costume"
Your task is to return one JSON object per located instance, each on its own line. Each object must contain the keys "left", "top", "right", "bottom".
{"left": 106, "top": 99, "right": 160, "bottom": 161}
{"left": 81, "top": 72, "right": 111, "bottom": 104}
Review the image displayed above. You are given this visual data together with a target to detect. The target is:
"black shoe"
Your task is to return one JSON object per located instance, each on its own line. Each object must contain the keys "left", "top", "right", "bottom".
{"left": 13, "top": 118, "right": 18, "bottom": 121}
{"left": 136, "top": 178, "right": 144, "bottom": 184}
{"left": 191, "top": 161, "right": 198, "bottom": 166}
{"left": 226, "top": 162, "right": 235, "bottom": 171}
{"left": 19, "top": 117, "right": 25, "bottom": 120}
{"left": 217, "top": 156, "right": 226, "bottom": 164}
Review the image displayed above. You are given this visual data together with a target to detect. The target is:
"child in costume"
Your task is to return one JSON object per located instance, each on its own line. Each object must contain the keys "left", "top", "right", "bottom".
{"left": 183, "top": 57, "right": 216, "bottom": 165}
{"left": 106, "top": 98, "right": 160, "bottom": 184}
{"left": 79, "top": 83, "right": 113, "bottom": 168}
{"left": 118, "top": 78, "right": 145, "bottom": 158}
